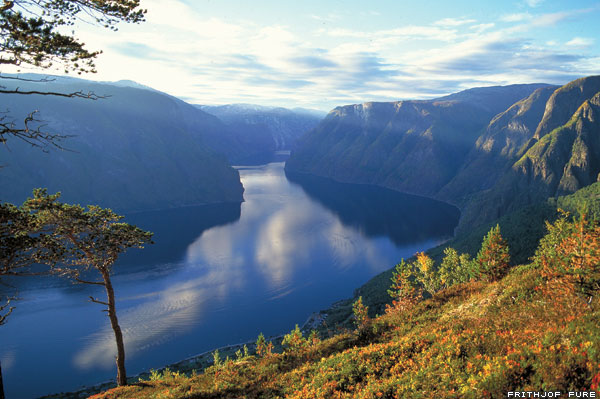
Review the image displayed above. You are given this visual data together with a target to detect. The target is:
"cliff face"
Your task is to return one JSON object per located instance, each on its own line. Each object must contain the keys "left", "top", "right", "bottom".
{"left": 0, "top": 75, "right": 244, "bottom": 211}
{"left": 286, "top": 84, "right": 551, "bottom": 198}
{"left": 458, "top": 79, "right": 600, "bottom": 231}
{"left": 438, "top": 86, "right": 557, "bottom": 204}
{"left": 285, "top": 83, "right": 549, "bottom": 199}
{"left": 287, "top": 77, "right": 600, "bottom": 231}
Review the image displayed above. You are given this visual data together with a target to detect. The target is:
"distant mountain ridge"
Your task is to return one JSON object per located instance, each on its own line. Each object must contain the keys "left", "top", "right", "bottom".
{"left": 0, "top": 74, "right": 245, "bottom": 211}
{"left": 286, "top": 78, "right": 600, "bottom": 231}
{"left": 200, "top": 103, "right": 324, "bottom": 153}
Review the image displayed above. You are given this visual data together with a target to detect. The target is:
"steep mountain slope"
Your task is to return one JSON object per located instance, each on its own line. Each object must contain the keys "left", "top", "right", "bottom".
{"left": 286, "top": 83, "right": 549, "bottom": 199}
{"left": 287, "top": 78, "right": 600, "bottom": 232}
{"left": 438, "top": 86, "right": 558, "bottom": 203}
{"left": 458, "top": 76, "right": 600, "bottom": 231}
{"left": 200, "top": 104, "right": 324, "bottom": 155}
{"left": 0, "top": 75, "right": 244, "bottom": 211}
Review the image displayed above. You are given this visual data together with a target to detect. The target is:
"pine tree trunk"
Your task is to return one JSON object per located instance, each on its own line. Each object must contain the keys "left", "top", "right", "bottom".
{"left": 101, "top": 269, "right": 127, "bottom": 386}
{"left": 0, "top": 360, "right": 5, "bottom": 399}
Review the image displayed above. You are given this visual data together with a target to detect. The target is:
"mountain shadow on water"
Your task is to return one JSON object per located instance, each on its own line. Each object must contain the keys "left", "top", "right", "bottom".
{"left": 285, "top": 170, "right": 460, "bottom": 246}
{"left": 0, "top": 203, "right": 242, "bottom": 295}
{"left": 115, "top": 202, "right": 242, "bottom": 272}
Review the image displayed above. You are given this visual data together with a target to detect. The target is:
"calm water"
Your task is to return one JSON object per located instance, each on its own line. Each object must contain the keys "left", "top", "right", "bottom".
{"left": 0, "top": 161, "right": 459, "bottom": 398}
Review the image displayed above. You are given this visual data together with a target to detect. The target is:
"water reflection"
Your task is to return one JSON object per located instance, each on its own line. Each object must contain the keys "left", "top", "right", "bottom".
{"left": 116, "top": 202, "right": 242, "bottom": 270}
{"left": 74, "top": 276, "right": 208, "bottom": 369}
{"left": 285, "top": 170, "right": 460, "bottom": 244}
{"left": 0, "top": 162, "right": 460, "bottom": 399}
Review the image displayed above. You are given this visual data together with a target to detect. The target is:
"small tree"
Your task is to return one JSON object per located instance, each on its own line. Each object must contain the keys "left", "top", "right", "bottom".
{"left": 281, "top": 324, "right": 307, "bottom": 353}
{"left": 386, "top": 260, "right": 421, "bottom": 313}
{"left": 352, "top": 296, "right": 369, "bottom": 329}
{"left": 24, "top": 189, "right": 153, "bottom": 386}
{"left": 476, "top": 224, "right": 510, "bottom": 282}
{"left": 255, "top": 332, "right": 273, "bottom": 357}
{"left": 412, "top": 252, "right": 441, "bottom": 295}
{"left": 438, "top": 247, "right": 478, "bottom": 287}
{"left": 535, "top": 211, "right": 600, "bottom": 297}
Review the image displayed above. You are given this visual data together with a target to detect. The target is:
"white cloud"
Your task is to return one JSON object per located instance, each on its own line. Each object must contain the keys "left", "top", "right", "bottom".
{"left": 14, "top": 0, "right": 598, "bottom": 110}
{"left": 500, "top": 13, "right": 532, "bottom": 22}
{"left": 531, "top": 11, "right": 572, "bottom": 26}
{"left": 565, "top": 37, "right": 594, "bottom": 47}
{"left": 328, "top": 25, "right": 459, "bottom": 43}
{"left": 471, "top": 23, "right": 495, "bottom": 32}
{"left": 525, "top": 0, "right": 545, "bottom": 7}
{"left": 434, "top": 17, "right": 477, "bottom": 27}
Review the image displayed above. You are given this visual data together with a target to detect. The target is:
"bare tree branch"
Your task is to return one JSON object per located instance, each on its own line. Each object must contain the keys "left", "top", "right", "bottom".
{"left": 0, "top": 74, "right": 55, "bottom": 83}
{"left": 0, "top": 110, "right": 74, "bottom": 150}
{"left": 0, "top": 296, "right": 15, "bottom": 325}
{"left": 88, "top": 296, "right": 109, "bottom": 306}
{"left": 0, "top": 87, "right": 106, "bottom": 99}
{"left": 75, "top": 277, "right": 105, "bottom": 286}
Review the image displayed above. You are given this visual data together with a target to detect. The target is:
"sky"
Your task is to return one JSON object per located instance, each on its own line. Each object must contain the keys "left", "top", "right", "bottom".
{"left": 11, "top": 0, "right": 600, "bottom": 111}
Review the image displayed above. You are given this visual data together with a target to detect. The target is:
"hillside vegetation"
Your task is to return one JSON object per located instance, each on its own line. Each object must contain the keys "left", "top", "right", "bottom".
{"left": 86, "top": 189, "right": 600, "bottom": 398}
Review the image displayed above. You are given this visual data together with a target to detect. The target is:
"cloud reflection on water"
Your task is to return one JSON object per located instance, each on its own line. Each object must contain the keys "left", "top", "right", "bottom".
{"left": 74, "top": 278, "right": 208, "bottom": 369}
{"left": 72, "top": 162, "right": 447, "bottom": 370}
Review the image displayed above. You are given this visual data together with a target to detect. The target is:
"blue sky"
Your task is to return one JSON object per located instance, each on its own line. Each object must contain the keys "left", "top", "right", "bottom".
{"left": 17, "top": 0, "right": 600, "bottom": 110}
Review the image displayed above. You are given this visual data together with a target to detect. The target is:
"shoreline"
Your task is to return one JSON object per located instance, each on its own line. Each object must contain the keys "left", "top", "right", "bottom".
{"left": 38, "top": 310, "right": 331, "bottom": 399}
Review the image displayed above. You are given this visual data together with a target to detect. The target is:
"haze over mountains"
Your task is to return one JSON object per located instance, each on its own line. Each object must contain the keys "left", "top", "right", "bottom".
{"left": 199, "top": 104, "right": 324, "bottom": 155}
{"left": 286, "top": 76, "right": 600, "bottom": 232}
{"left": 0, "top": 75, "right": 322, "bottom": 211}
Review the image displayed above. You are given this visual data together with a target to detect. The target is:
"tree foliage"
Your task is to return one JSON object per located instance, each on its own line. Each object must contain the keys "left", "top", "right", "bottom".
{"left": 386, "top": 259, "right": 420, "bottom": 313}
{"left": 19, "top": 188, "right": 153, "bottom": 386}
{"left": 0, "top": 0, "right": 146, "bottom": 148}
{"left": 476, "top": 224, "right": 510, "bottom": 282}
{"left": 535, "top": 210, "right": 600, "bottom": 297}
{"left": 0, "top": 0, "right": 145, "bottom": 73}
{"left": 438, "top": 247, "right": 478, "bottom": 288}
{"left": 412, "top": 252, "right": 441, "bottom": 295}
{"left": 352, "top": 296, "right": 369, "bottom": 329}
{"left": 281, "top": 324, "right": 307, "bottom": 354}
{"left": 255, "top": 333, "right": 273, "bottom": 358}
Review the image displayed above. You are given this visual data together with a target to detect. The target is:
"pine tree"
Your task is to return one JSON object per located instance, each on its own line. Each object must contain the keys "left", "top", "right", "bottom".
{"left": 476, "top": 224, "right": 510, "bottom": 282}
{"left": 23, "top": 189, "right": 153, "bottom": 386}
{"left": 386, "top": 260, "right": 421, "bottom": 313}
{"left": 352, "top": 296, "right": 370, "bottom": 329}
{"left": 535, "top": 211, "right": 600, "bottom": 297}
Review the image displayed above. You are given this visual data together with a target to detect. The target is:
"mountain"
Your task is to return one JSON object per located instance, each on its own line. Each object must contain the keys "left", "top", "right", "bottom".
{"left": 286, "top": 78, "right": 600, "bottom": 231}
{"left": 200, "top": 104, "right": 324, "bottom": 154}
{"left": 438, "top": 86, "right": 558, "bottom": 204}
{"left": 285, "top": 83, "right": 550, "bottom": 199}
{"left": 457, "top": 76, "right": 600, "bottom": 231}
{"left": 0, "top": 74, "right": 244, "bottom": 212}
